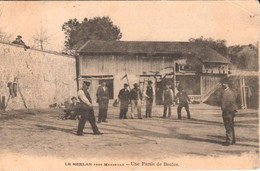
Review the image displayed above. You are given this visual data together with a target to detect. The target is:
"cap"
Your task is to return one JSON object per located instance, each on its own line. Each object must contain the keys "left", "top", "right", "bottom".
{"left": 148, "top": 80, "right": 153, "bottom": 84}
{"left": 83, "top": 81, "right": 91, "bottom": 86}
{"left": 124, "top": 83, "right": 129, "bottom": 87}
{"left": 177, "top": 86, "right": 183, "bottom": 91}
{"left": 134, "top": 83, "right": 139, "bottom": 87}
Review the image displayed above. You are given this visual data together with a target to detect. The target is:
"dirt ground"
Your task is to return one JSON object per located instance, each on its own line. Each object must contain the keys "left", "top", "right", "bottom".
{"left": 0, "top": 104, "right": 258, "bottom": 161}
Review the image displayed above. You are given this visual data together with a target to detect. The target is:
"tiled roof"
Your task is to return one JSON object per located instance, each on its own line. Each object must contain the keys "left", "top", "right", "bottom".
{"left": 78, "top": 40, "right": 230, "bottom": 64}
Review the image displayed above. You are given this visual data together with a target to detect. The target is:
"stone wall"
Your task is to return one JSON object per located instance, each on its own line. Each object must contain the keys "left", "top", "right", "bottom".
{"left": 0, "top": 42, "right": 77, "bottom": 110}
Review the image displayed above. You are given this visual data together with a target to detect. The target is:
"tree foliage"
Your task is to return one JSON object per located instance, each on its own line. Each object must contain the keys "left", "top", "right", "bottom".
{"left": 189, "top": 36, "right": 258, "bottom": 71}
{"left": 189, "top": 36, "right": 228, "bottom": 57}
{"left": 62, "top": 16, "right": 122, "bottom": 52}
{"left": 228, "top": 43, "right": 258, "bottom": 71}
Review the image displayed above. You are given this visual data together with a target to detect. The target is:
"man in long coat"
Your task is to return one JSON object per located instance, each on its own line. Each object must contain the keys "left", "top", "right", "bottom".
{"left": 96, "top": 81, "right": 109, "bottom": 123}
{"left": 145, "top": 81, "right": 154, "bottom": 118}
{"left": 118, "top": 84, "right": 130, "bottom": 119}
{"left": 220, "top": 79, "right": 237, "bottom": 146}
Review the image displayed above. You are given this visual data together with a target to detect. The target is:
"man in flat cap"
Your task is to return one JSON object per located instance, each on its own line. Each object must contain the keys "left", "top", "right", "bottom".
{"left": 219, "top": 78, "right": 237, "bottom": 146}
{"left": 130, "top": 83, "right": 143, "bottom": 119}
{"left": 145, "top": 80, "right": 154, "bottom": 118}
{"left": 118, "top": 83, "right": 130, "bottom": 119}
{"left": 96, "top": 81, "right": 109, "bottom": 123}
{"left": 76, "top": 81, "right": 102, "bottom": 136}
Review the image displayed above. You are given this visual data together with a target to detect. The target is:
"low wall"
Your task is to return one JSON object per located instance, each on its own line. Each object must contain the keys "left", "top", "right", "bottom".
{"left": 0, "top": 42, "right": 77, "bottom": 110}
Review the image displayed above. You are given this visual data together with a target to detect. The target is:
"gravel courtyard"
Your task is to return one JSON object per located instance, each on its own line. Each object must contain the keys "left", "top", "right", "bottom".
{"left": 0, "top": 103, "right": 258, "bottom": 170}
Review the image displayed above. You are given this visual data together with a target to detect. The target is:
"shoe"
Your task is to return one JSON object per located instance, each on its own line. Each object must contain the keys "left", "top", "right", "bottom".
{"left": 94, "top": 131, "right": 103, "bottom": 135}
{"left": 76, "top": 133, "right": 83, "bottom": 136}
{"left": 162, "top": 116, "right": 166, "bottom": 118}
{"left": 102, "top": 120, "right": 108, "bottom": 123}
{"left": 222, "top": 142, "right": 231, "bottom": 146}
{"left": 97, "top": 120, "right": 101, "bottom": 123}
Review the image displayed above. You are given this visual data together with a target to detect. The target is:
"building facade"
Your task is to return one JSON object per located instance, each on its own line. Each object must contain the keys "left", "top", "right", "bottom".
{"left": 77, "top": 40, "right": 230, "bottom": 105}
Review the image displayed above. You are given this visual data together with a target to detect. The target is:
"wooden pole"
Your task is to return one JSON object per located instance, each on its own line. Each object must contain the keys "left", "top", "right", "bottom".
{"left": 17, "top": 80, "right": 27, "bottom": 109}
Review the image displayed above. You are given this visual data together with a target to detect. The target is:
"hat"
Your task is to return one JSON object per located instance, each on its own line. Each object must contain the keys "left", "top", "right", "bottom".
{"left": 124, "top": 83, "right": 129, "bottom": 87}
{"left": 134, "top": 83, "right": 139, "bottom": 87}
{"left": 148, "top": 80, "right": 152, "bottom": 84}
{"left": 17, "top": 35, "right": 22, "bottom": 38}
{"left": 177, "top": 86, "right": 183, "bottom": 91}
{"left": 71, "top": 96, "right": 77, "bottom": 101}
{"left": 221, "top": 78, "right": 230, "bottom": 84}
{"left": 83, "top": 81, "right": 91, "bottom": 86}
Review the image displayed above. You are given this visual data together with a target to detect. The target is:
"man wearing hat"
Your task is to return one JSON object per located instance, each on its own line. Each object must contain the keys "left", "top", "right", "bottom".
{"left": 145, "top": 80, "right": 154, "bottom": 118}
{"left": 76, "top": 81, "right": 102, "bottom": 136}
{"left": 118, "top": 84, "right": 130, "bottom": 119}
{"left": 219, "top": 79, "right": 237, "bottom": 146}
{"left": 12, "top": 35, "right": 30, "bottom": 49}
{"left": 130, "top": 83, "right": 143, "bottom": 119}
{"left": 175, "top": 86, "right": 191, "bottom": 119}
{"left": 96, "top": 81, "right": 109, "bottom": 123}
{"left": 162, "top": 83, "right": 174, "bottom": 118}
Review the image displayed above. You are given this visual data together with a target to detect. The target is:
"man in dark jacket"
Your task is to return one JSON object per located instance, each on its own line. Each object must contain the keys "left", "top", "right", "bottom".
{"left": 130, "top": 83, "right": 143, "bottom": 119}
{"left": 145, "top": 81, "right": 153, "bottom": 118}
{"left": 96, "top": 81, "right": 109, "bottom": 123}
{"left": 118, "top": 84, "right": 130, "bottom": 119}
{"left": 77, "top": 81, "right": 102, "bottom": 136}
{"left": 220, "top": 79, "right": 237, "bottom": 146}
{"left": 175, "top": 86, "right": 191, "bottom": 119}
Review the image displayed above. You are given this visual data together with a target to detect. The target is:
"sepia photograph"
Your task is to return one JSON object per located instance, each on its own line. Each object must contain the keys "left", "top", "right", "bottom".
{"left": 0, "top": 1, "right": 259, "bottom": 170}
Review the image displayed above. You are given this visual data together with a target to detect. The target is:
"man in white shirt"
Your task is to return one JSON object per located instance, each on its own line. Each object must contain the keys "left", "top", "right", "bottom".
{"left": 76, "top": 81, "right": 102, "bottom": 136}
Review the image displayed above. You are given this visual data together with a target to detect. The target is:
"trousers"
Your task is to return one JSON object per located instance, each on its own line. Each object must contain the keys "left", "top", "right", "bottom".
{"left": 77, "top": 108, "right": 99, "bottom": 134}
{"left": 222, "top": 111, "right": 236, "bottom": 143}
{"left": 98, "top": 107, "right": 108, "bottom": 122}
{"left": 163, "top": 104, "right": 171, "bottom": 117}
{"left": 131, "top": 100, "right": 142, "bottom": 118}
{"left": 119, "top": 108, "right": 128, "bottom": 119}
{"left": 177, "top": 103, "right": 190, "bottom": 119}
{"left": 146, "top": 98, "right": 153, "bottom": 117}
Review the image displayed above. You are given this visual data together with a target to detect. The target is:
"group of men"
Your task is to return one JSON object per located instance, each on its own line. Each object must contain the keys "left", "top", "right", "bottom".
{"left": 117, "top": 81, "right": 191, "bottom": 120}
{"left": 68, "top": 78, "right": 237, "bottom": 146}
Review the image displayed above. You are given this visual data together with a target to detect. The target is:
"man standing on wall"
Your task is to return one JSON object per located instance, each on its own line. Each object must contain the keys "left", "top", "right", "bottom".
{"left": 145, "top": 81, "right": 153, "bottom": 118}
{"left": 220, "top": 79, "right": 237, "bottom": 146}
{"left": 130, "top": 83, "right": 143, "bottom": 119}
{"left": 77, "top": 81, "right": 102, "bottom": 136}
{"left": 118, "top": 84, "right": 130, "bottom": 119}
{"left": 96, "top": 81, "right": 109, "bottom": 123}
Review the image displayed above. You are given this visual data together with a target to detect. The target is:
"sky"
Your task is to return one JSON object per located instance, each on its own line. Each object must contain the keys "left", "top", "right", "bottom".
{"left": 0, "top": 1, "right": 258, "bottom": 51}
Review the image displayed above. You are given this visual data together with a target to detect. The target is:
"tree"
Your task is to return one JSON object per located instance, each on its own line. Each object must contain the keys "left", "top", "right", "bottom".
{"left": 62, "top": 16, "right": 122, "bottom": 53}
{"left": 32, "top": 28, "right": 51, "bottom": 51}
{"left": 229, "top": 43, "right": 258, "bottom": 71}
{"left": 189, "top": 36, "right": 228, "bottom": 57}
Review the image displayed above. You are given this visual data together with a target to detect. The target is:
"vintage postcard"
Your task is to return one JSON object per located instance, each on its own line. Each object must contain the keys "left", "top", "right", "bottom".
{"left": 0, "top": 1, "right": 259, "bottom": 170}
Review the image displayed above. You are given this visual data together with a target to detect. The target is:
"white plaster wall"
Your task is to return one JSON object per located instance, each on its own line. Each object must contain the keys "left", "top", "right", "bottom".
{"left": 0, "top": 42, "right": 77, "bottom": 110}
